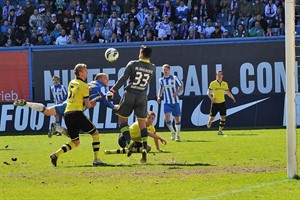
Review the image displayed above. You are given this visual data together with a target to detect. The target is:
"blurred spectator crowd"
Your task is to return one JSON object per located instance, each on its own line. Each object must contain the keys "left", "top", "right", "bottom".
{"left": 0, "top": 0, "right": 289, "bottom": 46}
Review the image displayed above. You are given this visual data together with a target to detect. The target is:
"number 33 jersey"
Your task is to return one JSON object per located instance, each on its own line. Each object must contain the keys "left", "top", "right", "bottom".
{"left": 112, "top": 59, "right": 156, "bottom": 94}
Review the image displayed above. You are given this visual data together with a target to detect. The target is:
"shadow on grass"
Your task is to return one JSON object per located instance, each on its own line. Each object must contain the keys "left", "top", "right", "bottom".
{"left": 0, "top": 149, "right": 16, "bottom": 151}
{"left": 159, "top": 163, "right": 215, "bottom": 167}
{"left": 180, "top": 140, "right": 213, "bottom": 143}
{"left": 229, "top": 134, "right": 258, "bottom": 136}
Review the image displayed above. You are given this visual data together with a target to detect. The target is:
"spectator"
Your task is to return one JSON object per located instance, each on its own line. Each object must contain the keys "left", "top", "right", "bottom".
{"left": 134, "top": 26, "right": 145, "bottom": 41}
{"left": 127, "top": 20, "right": 137, "bottom": 38}
{"left": 77, "top": 23, "right": 91, "bottom": 44}
{"left": 30, "top": 30, "right": 38, "bottom": 44}
{"left": 2, "top": 0, "right": 14, "bottom": 20}
{"left": 177, "top": 18, "right": 189, "bottom": 39}
{"left": 220, "top": 0, "right": 230, "bottom": 13}
{"left": 249, "top": 21, "right": 265, "bottom": 37}
{"left": 91, "top": 29, "right": 105, "bottom": 43}
{"left": 277, "top": 22, "right": 285, "bottom": 35}
{"left": 3, "top": 27, "right": 14, "bottom": 45}
{"left": 99, "top": 0, "right": 111, "bottom": 21}
{"left": 122, "top": 0, "right": 133, "bottom": 17}
{"left": 265, "top": 26, "right": 273, "bottom": 36}
{"left": 113, "top": 19, "right": 125, "bottom": 39}
{"left": 51, "top": 23, "right": 63, "bottom": 40}
{"left": 55, "top": 29, "right": 68, "bottom": 45}
{"left": 75, "top": 0, "right": 84, "bottom": 20}
{"left": 91, "top": 20, "right": 103, "bottom": 37}
{"left": 102, "top": 22, "right": 113, "bottom": 41}
{"left": 211, "top": 25, "right": 223, "bottom": 38}
{"left": 29, "top": 9, "right": 40, "bottom": 28}
{"left": 69, "top": 29, "right": 78, "bottom": 41}
{"left": 4, "top": 38, "right": 13, "bottom": 47}
{"left": 107, "top": 11, "right": 121, "bottom": 30}
{"left": 56, "top": 8, "right": 65, "bottom": 24}
{"left": 47, "top": 14, "right": 58, "bottom": 32}
{"left": 22, "top": 37, "right": 33, "bottom": 46}
{"left": 273, "top": 6, "right": 284, "bottom": 28}
{"left": 136, "top": 7, "right": 150, "bottom": 27}
{"left": 250, "top": 0, "right": 265, "bottom": 22}
{"left": 233, "top": 23, "right": 249, "bottom": 37}
{"left": 216, "top": 20, "right": 227, "bottom": 32}
{"left": 111, "top": 0, "right": 122, "bottom": 16}
{"left": 186, "top": 28, "right": 199, "bottom": 40}
{"left": 36, "top": 15, "right": 47, "bottom": 35}
{"left": 265, "top": 0, "right": 277, "bottom": 21}
{"left": 82, "top": 0, "right": 97, "bottom": 25}
{"left": 145, "top": 30, "right": 155, "bottom": 41}
{"left": 61, "top": 17, "right": 72, "bottom": 34}
{"left": 7, "top": 9, "right": 16, "bottom": 27}
{"left": 155, "top": 15, "right": 171, "bottom": 40}
{"left": 189, "top": 17, "right": 201, "bottom": 32}
{"left": 123, "top": 30, "right": 132, "bottom": 42}
{"left": 204, "top": 18, "right": 215, "bottom": 38}
{"left": 228, "top": 0, "right": 239, "bottom": 26}
{"left": 109, "top": 32, "right": 119, "bottom": 43}
{"left": 238, "top": 0, "right": 251, "bottom": 23}
{"left": 199, "top": 0, "right": 209, "bottom": 23}
{"left": 14, "top": 24, "right": 31, "bottom": 46}
{"left": 136, "top": 0, "right": 147, "bottom": 11}
{"left": 44, "top": 10, "right": 52, "bottom": 25}
{"left": 42, "top": 28, "right": 52, "bottom": 44}
{"left": 55, "top": 0, "right": 66, "bottom": 11}
{"left": 16, "top": 9, "right": 27, "bottom": 28}
{"left": 72, "top": 15, "right": 81, "bottom": 33}
{"left": 128, "top": 7, "right": 139, "bottom": 25}
{"left": 67, "top": 34, "right": 77, "bottom": 44}
{"left": 251, "top": 14, "right": 267, "bottom": 32}
{"left": 68, "top": 9, "right": 77, "bottom": 24}
{"left": 162, "top": 0, "right": 175, "bottom": 21}
{"left": 34, "top": 34, "right": 46, "bottom": 45}
{"left": 1, "top": 19, "right": 12, "bottom": 35}
{"left": 24, "top": 1, "right": 34, "bottom": 20}
{"left": 169, "top": 28, "right": 180, "bottom": 40}
{"left": 175, "top": 0, "right": 189, "bottom": 22}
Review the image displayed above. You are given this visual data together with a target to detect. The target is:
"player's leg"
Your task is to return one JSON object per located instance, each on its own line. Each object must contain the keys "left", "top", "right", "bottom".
{"left": 105, "top": 148, "right": 128, "bottom": 154}
{"left": 218, "top": 102, "right": 227, "bottom": 135}
{"left": 173, "top": 103, "right": 182, "bottom": 142}
{"left": 55, "top": 115, "right": 62, "bottom": 136}
{"left": 50, "top": 112, "right": 80, "bottom": 167}
{"left": 116, "top": 91, "right": 134, "bottom": 146}
{"left": 47, "top": 103, "right": 66, "bottom": 137}
{"left": 135, "top": 95, "right": 149, "bottom": 163}
{"left": 14, "top": 99, "right": 46, "bottom": 112}
{"left": 48, "top": 123, "right": 69, "bottom": 138}
{"left": 80, "top": 114, "right": 106, "bottom": 166}
{"left": 207, "top": 103, "right": 217, "bottom": 128}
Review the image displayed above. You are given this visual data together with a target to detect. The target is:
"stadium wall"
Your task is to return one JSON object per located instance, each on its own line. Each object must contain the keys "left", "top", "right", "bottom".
{"left": 0, "top": 37, "right": 294, "bottom": 134}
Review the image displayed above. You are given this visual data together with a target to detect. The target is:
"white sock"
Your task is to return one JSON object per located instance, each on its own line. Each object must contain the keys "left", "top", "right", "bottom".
{"left": 166, "top": 121, "right": 175, "bottom": 133}
{"left": 175, "top": 123, "right": 181, "bottom": 136}
{"left": 26, "top": 102, "right": 45, "bottom": 112}
{"left": 56, "top": 126, "right": 69, "bottom": 137}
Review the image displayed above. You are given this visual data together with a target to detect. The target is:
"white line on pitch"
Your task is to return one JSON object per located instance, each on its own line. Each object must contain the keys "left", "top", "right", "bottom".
{"left": 189, "top": 179, "right": 289, "bottom": 200}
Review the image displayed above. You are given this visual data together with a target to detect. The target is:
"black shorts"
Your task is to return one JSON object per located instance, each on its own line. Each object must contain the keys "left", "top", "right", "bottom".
{"left": 64, "top": 111, "right": 96, "bottom": 141}
{"left": 116, "top": 91, "right": 148, "bottom": 119}
{"left": 210, "top": 102, "right": 226, "bottom": 117}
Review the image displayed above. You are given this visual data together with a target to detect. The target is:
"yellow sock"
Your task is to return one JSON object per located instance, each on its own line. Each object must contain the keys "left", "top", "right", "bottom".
{"left": 92, "top": 134, "right": 100, "bottom": 160}
{"left": 218, "top": 119, "right": 226, "bottom": 131}
{"left": 55, "top": 141, "right": 76, "bottom": 157}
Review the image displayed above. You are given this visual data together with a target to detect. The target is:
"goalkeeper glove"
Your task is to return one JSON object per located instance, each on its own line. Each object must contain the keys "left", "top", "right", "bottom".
{"left": 106, "top": 91, "right": 114, "bottom": 101}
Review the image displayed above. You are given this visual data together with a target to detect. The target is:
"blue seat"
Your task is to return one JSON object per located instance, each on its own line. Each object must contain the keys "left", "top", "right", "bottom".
{"left": 224, "top": 21, "right": 234, "bottom": 36}
{"left": 217, "top": 12, "right": 228, "bottom": 24}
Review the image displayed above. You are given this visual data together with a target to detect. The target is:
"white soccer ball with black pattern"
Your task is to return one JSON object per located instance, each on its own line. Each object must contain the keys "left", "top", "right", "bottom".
{"left": 105, "top": 48, "right": 119, "bottom": 62}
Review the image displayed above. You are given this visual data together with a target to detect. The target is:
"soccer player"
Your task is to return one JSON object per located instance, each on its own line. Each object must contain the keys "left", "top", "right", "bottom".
{"left": 157, "top": 64, "right": 184, "bottom": 141}
{"left": 206, "top": 70, "right": 236, "bottom": 135}
{"left": 50, "top": 75, "right": 67, "bottom": 136}
{"left": 104, "top": 111, "right": 167, "bottom": 154}
{"left": 14, "top": 73, "right": 118, "bottom": 137}
{"left": 106, "top": 45, "right": 156, "bottom": 163}
{"left": 50, "top": 63, "right": 106, "bottom": 167}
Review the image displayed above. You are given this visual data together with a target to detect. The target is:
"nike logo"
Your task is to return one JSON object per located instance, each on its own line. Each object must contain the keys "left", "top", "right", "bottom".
{"left": 191, "top": 98, "right": 270, "bottom": 126}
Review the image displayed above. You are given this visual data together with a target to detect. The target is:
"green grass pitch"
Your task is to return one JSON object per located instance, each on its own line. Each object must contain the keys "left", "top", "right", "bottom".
{"left": 1, "top": 129, "right": 300, "bottom": 200}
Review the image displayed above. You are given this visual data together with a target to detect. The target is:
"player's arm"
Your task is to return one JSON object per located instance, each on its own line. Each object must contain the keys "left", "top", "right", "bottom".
{"left": 157, "top": 82, "right": 163, "bottom": 104}
{"left": 148, "top": 131, "right": 167, "bottom": 151}
{"left": 62, "top": 85, "right": 68, "bottom": 101}
{"left": 207, "top": 88, "right": 215, "bottom": 103}
{"left": 110, "top": 61, "right": 132, "bottom": 93}
{"left": 226, "top": 90, "right": 236, "bottom": 103}
{"left": 174, "top": 76, "right": 184, "bottom": 97}
{"left": 83, "top": 97, "right": 91, "bottom": 108}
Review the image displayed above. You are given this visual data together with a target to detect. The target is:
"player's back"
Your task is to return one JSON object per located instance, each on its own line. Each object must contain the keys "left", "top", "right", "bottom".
{"left": 125, "top": 60, "right": 156, "bottom": 94}
{"left": 65, "top": 78, "right": 89, "bottom": 113}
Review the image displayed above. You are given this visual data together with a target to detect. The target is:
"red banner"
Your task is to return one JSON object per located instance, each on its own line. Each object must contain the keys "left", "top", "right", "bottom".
{"left": 0, "top": 51, "right": 30, "bottom": 102}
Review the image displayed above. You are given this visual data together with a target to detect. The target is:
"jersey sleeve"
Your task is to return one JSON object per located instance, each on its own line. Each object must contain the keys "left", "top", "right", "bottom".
{"left": 174, "top": 76, "right": 183, "bottom": 88}
{"left": 148, "top": 125, "right": 156, "bottom": 134}
{"left": 224, "top": 82, "right": 229, "bottom": 91}
{"left": 112, "top": 61, "right": 133, "bottom": 92}
{"left": 209, "top": 81, "right": 214, "bottom": 90}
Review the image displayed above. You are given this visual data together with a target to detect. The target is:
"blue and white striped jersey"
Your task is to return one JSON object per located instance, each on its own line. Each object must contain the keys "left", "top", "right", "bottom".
{"left": 51, "top": 84, "right": 68, "bottom": 104}
{"left": 88, "top": 80, "right": 114, "bottom": 109}
{"left": 159, "top": 75, "right": 183, "bottom": 104}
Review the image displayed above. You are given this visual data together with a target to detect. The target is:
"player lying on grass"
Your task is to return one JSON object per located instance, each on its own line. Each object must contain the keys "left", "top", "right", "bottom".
{"left": 104, "top": 111, "right": 167, "bottom": 154}
{"left": 13, "top": 73, "right": 119, "bottom": 137}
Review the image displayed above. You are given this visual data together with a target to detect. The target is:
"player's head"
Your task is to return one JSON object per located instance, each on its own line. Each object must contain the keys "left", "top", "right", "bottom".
{"left": 52, "top": 75, "right": 60, "bottom": 85}
{"left": 74, "top": 63, "right": 88, "bottom": 80}
{"left": 139, "top": 45, "right": 152, "bottom": 59}
{"left": 94, "top": 73, "right": 108, "bottom": 86}
{"left": 216, "top": 70, "right": 223, "bottom": 81}
{"left": 162, "top": 64, "right": 171, "bottom": 77}
{"left": 146, "top": 111, "right": 156, "bottom": 125}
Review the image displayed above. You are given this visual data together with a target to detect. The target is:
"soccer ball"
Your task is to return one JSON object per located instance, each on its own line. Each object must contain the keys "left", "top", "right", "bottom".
{"left": 105, "top": 48, "right": 119, "bottom": 62}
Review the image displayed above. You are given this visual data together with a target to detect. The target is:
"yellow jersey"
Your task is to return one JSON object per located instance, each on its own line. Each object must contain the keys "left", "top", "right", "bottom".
{"left": 208, "top": 80, "right": 229, "bottom": 103}
{"left": 65, "top": 78, "right": 89, "bottom": 113}
{"left": 129, "top": 121, "right": 156, "bottom": 142}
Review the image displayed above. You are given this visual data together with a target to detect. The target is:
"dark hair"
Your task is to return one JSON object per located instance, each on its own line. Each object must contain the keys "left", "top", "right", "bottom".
{"left": 216, "top": 70, "right": 223, "bottom": 75}
{"left": 74, "top": 63, "right": 87, "bottom": 77}
{"left": 140, "top": 45, "right": 152, "bottom": 58}
{"left": 52, "top": 75, "right": 60, "bottom": 80}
